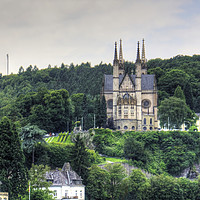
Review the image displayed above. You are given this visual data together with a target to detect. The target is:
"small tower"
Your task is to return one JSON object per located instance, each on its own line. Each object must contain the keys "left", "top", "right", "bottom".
{"left": 113, "top": 42, "right": 119, "bottom": 121}
{"left": 135, "top": 41, "right": 141, "bottom": 78}
{"left": 113, "top": 42, "right": 119, "bottom": 79}
{"left": 141, "top": 39, "right": 147, "bottom": 74}
{"left": 135, "top": 41, "right": 142, "bottom": 130}
{"left": 118, "top": 39, "right": 124, "bottom": 75}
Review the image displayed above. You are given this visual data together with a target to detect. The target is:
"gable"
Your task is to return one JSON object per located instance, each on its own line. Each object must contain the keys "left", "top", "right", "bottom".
{"left": 119, "top": 74, "right": 134, "bottom": 91}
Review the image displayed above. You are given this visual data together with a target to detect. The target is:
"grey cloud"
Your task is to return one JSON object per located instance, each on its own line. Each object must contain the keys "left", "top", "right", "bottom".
{"left": 0, "top": 0, "right": 198, "bottom": 74}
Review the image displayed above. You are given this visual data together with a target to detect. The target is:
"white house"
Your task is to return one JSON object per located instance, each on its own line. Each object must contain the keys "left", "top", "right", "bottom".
{"left": 45, "top": 163, "right": 85, "bottom": 200}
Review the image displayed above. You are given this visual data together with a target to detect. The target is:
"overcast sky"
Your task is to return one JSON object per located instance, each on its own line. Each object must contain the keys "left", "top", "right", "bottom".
{"left": 0, "top": 0, "right": 200, "bottom": 75}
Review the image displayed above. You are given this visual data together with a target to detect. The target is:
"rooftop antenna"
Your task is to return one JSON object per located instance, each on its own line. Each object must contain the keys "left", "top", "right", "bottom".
{"left": 6, "top": 54, "right": 9, "bottom": 75}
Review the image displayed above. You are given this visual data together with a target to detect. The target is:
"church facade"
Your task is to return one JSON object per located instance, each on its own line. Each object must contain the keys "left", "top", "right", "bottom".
{"left": 102, "top": 39, "right": 158, "bottom": 131}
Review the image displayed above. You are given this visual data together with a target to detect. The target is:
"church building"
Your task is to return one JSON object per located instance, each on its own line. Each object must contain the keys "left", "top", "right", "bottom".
{"left": 102, "top": 39, "right": 158, "bottom": 131}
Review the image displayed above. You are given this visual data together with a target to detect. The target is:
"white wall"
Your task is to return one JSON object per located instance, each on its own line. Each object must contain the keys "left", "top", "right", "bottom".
{"left": 48, "top": 185, "right": 85, "bottom": 200}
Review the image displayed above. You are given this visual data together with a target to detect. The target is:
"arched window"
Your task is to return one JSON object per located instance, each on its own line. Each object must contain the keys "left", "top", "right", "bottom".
{"left": 143, "top": 127, "right": 147, "bottom": 131}
{"left": 107, "top": 99, "right": 113, "bottom": 109}
{"left": 124, "top": 126, "right": 128, "bottom": 130}
{"left": 118, "top": 126, "right": 120, "bottom": 130}
{"left": 144, "top": 118, "right": 146, "bottom": 125}
{"left": 132, "top": 126, "right": 135, "bottom": 130}
{"left": 150, "top": 118, "right": 152, "bottom": 125}
{"left": 150, "top": 127, "right": 153, "bottom": 130}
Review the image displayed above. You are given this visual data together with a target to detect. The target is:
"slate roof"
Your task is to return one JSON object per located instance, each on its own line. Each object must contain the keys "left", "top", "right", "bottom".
{"left": 103, "top": 74, "right": 155, "bottom": 91}
{"left": 45, "top": 162, "right": 83, "bottom": 186}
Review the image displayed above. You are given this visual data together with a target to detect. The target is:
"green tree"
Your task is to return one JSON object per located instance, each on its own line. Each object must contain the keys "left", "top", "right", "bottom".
{"left": 105, "top": 163, "right": 127, "bottom": 200}
{"left": 158, "top": 69, "right": 190, "bottom": 95}
{"left": 44, "top": 89, "right": 71, "bottom": 132}
{"left": 71, "top": 93, "right": 84, "bottom": 122}
{"left": 22, "top": 189, "right": 55, "bottom": 200}
{"left": 20, "top": 124, "right": 46, "bottom": 164}
{"left": 149, "top": 175, "right": 184, "bottom": 200}
{"left": 70, "top": 134, "right": 91, "bottom": 183}
{"left": 184, "top": 81, "right": 194, "bottom": 110}
{"left": 29, "top": 164, "right": 52, "bottom": 189}
{"left": 177, "top": 177, "right": 199, "bottom": 199}
{"left": 174, "top": 85, "right": 186, "bottom": 102}
{"left": 124, "top": 137, "right": 147, "bottom": 163}
{"left": 95, "top": 95, "right": 107, "bottom": 128}
{"left": 87, "top": 165, "right": 110, "bottom": 200}
{"left": 0, "top": 117, "right": 28, "bottom": 199}
{"left": 128, "top": 169, "right": 150, "bottom": 200}
{"left": 158, "top": 97, "right": 190, "bottom": 129}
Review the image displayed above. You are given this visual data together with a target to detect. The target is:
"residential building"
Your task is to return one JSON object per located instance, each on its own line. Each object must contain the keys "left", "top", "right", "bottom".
{"left": 0, "top": 192, "right": 8, "bottom": 200}
{"left": 46, "top": 163, "right": 85, "bottom": 200}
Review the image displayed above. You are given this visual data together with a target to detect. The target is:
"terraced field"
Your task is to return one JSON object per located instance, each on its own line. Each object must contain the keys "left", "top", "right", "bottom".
{"left": 45, "top": 132, "right": 72, "bottom": 144}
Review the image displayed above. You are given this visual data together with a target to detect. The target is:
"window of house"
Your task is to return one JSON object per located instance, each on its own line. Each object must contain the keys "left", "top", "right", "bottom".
{"left": 131, "top": 105, "right": 134, "bottom": 116}
{"left": 118, "top": 126, "right": 120, "bottom": 130}
{"left": 132, "top": 126, "right": 135, "bottom": 130}
{"left": 54, "top": 190, "right": 57, "bottom": 197}
{"left": 150, "top": 118, "right": 152, "bottom": 125}
{"left": 75, "top": 190, "right": 78, "bottom": 196}
{"left": 118, "top": 105, "right": 121, "bottom": 116}
{"left": 144, "top": 118, "right": 146, "bottom": 125}
{"left": 65, "top": 190, "right": 68, "bottom": 197}
{"left": 107, "top": 99, "right": 113, "bottom": 109}
{"left": 143, "top": 127, "right": 147, "bottom": 131}
{"left": 124, "top": 105, "right": 128, "bottom": 115}
{"left": 150, "top": 127, "right": 153, "bottom": 130}
{"left": 80, "top": 190, "right": 83, "bottom": 198}
{"left": 124, "top": 126, "right": 128, "bottom": 130}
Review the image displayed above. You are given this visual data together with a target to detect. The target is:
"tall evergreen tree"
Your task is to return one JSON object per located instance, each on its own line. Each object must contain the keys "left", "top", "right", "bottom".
{"left": 174, "top": 85, "right": 186, "bottom": 102}
{"left": 95, "top": 95, "right": 107, "bottom": 128}
{"left": 94, "top": 95, "right": 101, "bottom": 128}
{"left": 100, "top": 95, "right": 107, "bottom": 128}
{"left": 184, "top": 82, "right": 194, "bottom": 110}
{"left": 0, "top": 117, "right": 28, "bottom": 199}
{"left": 70, "top": 134, "right": 91, "bottom": 184}
{"left": 82, "top": 94, "right": 88, "bottom": 130}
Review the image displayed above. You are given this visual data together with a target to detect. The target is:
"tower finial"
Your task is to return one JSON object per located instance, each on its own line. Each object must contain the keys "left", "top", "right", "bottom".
{"left": 136, "top": 41, "right": 141, "bottom": 63}
{"left": 142, "top": 38, "right": 146, "bottom": 63}
{"left": 113, "top": 41, "right": 118, "bottom": 65}
{"left": 119, "top": 39, "right": 123, "bottom": 64}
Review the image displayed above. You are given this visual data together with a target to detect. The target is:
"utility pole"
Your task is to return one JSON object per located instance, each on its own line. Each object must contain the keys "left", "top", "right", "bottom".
{"left": 168, "top": 117, "right": 169, "bottom": 130}
{"left": 29, "top": 182, "right": 31, "bottom": 200}
{"left": 81, "top": 117, "right": 83, "bottom": 131}
{"left": 94, "top": 114, "right": 95, "bottom": 129}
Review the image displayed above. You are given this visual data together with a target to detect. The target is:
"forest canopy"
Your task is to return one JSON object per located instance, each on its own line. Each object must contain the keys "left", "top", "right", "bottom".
{"left": 0, "top": 55, "right": 199, "bottom": 131}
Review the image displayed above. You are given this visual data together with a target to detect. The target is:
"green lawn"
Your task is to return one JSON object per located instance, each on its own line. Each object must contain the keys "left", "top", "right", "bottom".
{"left": 99, "top": 156, "right": 127, "bottom": 165}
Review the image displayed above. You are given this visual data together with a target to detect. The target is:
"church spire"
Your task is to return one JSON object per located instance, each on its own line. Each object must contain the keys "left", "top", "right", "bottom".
{"left": 119, "top": 39, "right": 123, "bottom": 64}
{"left": 136, "top": 41, "right": 141, "bottom": 63}
{"left": 113, "top": 41, "right": 118, "bottom": 65}
{"left": 142, "top": 39, "right": 146, "bottom": 63}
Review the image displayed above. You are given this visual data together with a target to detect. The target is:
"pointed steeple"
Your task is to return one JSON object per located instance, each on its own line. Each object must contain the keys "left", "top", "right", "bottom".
{"left": 142, "top": 39, "right": 146, "bottom": 63}
{"left": 119, "top": 39, "right": 123, "bottom": 64}
{"left": 113, "top": 41, "right": 118, "bottom": 65}
{"left": 136, "top": 41, "right": 141, "bottom": 63}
